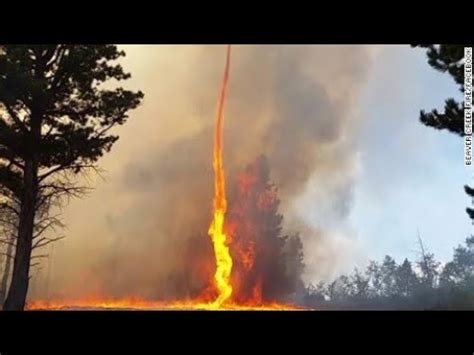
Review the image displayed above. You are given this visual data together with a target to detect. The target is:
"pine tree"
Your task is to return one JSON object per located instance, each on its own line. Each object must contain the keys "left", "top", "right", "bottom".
{"left": 0, "top": 45, "right": 143, "bottom": 309}
{"left": 414, "top": 44, "right": 474, "bottom": 222}
{"left": 226, "top": 155, "right": 305, "bottom": 302}
{"left": 380, "top": 255, "right": 398, "bottom": 297}
{"left": 394, "top": 258, "right": 418, "bottom": 297}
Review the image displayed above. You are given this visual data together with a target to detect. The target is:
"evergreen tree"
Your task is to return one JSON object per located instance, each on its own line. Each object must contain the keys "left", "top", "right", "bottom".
{"left": 366, "top": 260, "right": 383, "bottom": 298}
{"left": 380, "top": 255, "right": 398, "bottom": 297}
{"left": 416, "top": 236, "right": 440, "bottom": 290}
{"left": 227, "top": 155, "right": 305, "bottom": 302}
{"left": 350, "top": 268, "right": 370, "bottom": 300}
{"left": 302, "top": 238, "right": 474, "bottom": 309}
{"left": 0, "top": 45, "right": 143, "bottom": 309}
{"left": 414, "top": 44, "right": 474, "bottom": 222}
{"left": 440, "top": 236, "right": 474, "bottom": 289}
{"left": 394, "top": 258, "right": 418, "bottom": 297}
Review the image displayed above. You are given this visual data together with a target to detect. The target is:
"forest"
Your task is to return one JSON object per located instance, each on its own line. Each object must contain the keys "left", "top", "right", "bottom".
{"left": 302, "top": 236, "right": 474, "bottom": 309}
{"left": 0, "top": 44, "right": 472, "bottom": 310}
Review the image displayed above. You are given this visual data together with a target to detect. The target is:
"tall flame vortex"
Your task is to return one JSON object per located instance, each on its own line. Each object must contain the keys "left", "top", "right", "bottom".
{"left": 208, "top": 45, "right": 233, "bottom": 307}
{"left": 25, "top": 45, "right": 304, "bottom": 311}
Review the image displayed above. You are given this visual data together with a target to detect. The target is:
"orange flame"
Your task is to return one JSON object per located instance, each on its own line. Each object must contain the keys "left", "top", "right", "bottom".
{"left": 26, "top": 297, "right": 302, "bottom": 310}
{"left": 207, "top": 44, "right": 233, "bottom": 308}
{"left": 25, "top": 46, "right": 305, "bottom": 311}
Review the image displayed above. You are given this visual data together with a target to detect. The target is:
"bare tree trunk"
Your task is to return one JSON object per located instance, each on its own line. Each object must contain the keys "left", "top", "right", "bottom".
{"left": 3, "top": 158, "right": 38, "bottom": 310}
{"left": 0, "top": 238, "right": 14, "bottom": 304}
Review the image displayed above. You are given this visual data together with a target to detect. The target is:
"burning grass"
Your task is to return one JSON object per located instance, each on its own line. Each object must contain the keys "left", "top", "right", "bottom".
{"left": 25, "top": 46, "right": 306, "bottom": 312}
{"left": 26, "top": 298, "right": 304, "bottom": 311}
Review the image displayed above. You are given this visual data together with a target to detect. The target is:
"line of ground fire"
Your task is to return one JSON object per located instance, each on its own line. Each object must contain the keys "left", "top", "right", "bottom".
{"left": 207, "top": 44, "right": 233, "bottom": 308}
{"left": 27, "top": 46, "right": 302, "bottom": 311}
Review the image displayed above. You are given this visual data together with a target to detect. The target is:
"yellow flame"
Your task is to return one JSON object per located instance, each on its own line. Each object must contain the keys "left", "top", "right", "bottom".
{"left": 26, "top": 298, "right": 304, "bottom": 311}
{"left": 208, "top": 45, "right": 233, "bottom": 308}
{"left": 26, "top": 46, "right": 304, "bottom": 312}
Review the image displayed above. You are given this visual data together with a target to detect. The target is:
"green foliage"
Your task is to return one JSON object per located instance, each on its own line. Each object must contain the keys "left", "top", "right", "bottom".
{"left": 0, "top": 45, "right": 143, "bottom": 309}
{"left": 0, "top": 45, "right": 143, "bottom": 180}
{"left": 465, "top": 186, "right": 474, "bottom": 221}
{"left": 414, "top": 44, "right": 474, "bottom": 222}
{"left": 414, "top": 44, "right": 466, "bottom": 136}
{"left": 420, "top": 98, "right": 464, "bottom": 136}
{"left": 416, "top": 252, "right": 440, "bottom": 290}
{"left": 380, "top": 255, "right": 398, "bottom": 297}
{"left": 0, "top": 45, "right": 144, "bottom": 235}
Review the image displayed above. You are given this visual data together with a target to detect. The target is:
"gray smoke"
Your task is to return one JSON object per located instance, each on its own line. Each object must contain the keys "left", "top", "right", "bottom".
{"left": 29, "top": 45, "right": 373, "bottom": 301}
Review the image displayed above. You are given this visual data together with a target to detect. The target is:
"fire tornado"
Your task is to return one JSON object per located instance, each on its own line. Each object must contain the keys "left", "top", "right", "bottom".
{"left": 208, "top": 45, "right": 233, "bottom": 307}
{"left": 26, "top": 45, "right": 303, "bottom": 311}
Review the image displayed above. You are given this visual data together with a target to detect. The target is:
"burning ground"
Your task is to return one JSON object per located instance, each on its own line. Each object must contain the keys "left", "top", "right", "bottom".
{"left": 27, "top": 156, "right": 307, "bottom": 310}
{"left": 26, "top": 45, "right": 373, "bottom": 309}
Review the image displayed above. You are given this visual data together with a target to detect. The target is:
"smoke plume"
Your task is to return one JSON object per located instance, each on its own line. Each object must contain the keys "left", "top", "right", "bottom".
{"left": 29, "top": 45, "right": 373, "bottom": 301}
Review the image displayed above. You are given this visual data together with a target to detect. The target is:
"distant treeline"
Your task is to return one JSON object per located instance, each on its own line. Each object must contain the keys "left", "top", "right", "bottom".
{"left": 302, "top": 236, "right": 474, "bottom": 310}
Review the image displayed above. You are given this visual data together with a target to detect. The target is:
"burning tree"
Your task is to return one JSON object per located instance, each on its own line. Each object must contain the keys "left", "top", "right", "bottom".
{"left": 179, "top": 156, "right": 305, "bottom": 306}
{"left": 0, "top": 45, "right": 143, "bottom": 310}
{"left": 226, "top": 155, "right": 305, "bottom": 304}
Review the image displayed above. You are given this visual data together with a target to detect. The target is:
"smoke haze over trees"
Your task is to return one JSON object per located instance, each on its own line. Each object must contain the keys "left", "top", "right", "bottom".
{"left": 302, "top": 45, "right": 474, "bottom": 310}
{"left": 32, "top": 45, "right": 369, "bottom": 301}
{"left": 303, "top": 236, "right": 474, "bottom": 309}
{"left": 1, "top": 45, "right": 469, "bottom": 310}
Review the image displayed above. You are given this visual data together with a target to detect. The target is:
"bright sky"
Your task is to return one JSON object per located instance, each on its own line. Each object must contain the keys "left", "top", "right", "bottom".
{"left": 349, "top": 45, "right": 472, "bottom": 265}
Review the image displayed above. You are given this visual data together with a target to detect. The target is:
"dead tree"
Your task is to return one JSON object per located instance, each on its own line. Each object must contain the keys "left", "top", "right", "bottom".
{"left": 0, "top": 181, "right": 18, "bottom": 304}
{"left": 416, "top": 230, "right": 440, "bottom": 289}
{"left": 0, "top": 174, "right": 64, "bottom": 304}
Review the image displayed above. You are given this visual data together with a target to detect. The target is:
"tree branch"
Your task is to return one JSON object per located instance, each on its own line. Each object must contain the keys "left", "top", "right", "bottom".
{"left": 32, "top": 219, "right": 60, "bottom": 240}
{"left": 45, "top": 46, "right": 66, "bottom": 72}
{"left": 3, "top": 103, "right": 28, "bottom": 133}
{"left": 32, "top": 236, "right": 65, "bottom": 250}
{"left": 0, "top": 203, "right": 20, "bottom": 217}
{"left": 0, "top": 239, "right": 16, "bottom": 247}
{"left": 38, "top": 163, "right": 97, "bottom": 182}
{"left": 31, "top": 254, "right": 49, "bottom": 260}
{"left": 0, "top": 252, "right": 14, "bottom": 259}
{"left": 0, "top": 146, "right": 25, "bottom": 170}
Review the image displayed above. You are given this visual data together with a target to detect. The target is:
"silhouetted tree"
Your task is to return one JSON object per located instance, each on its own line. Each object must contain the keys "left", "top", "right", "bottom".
{"left": 380, "top": 255, "right": 398, "bottom": 297}
{"left": 440, "top": 236, "right": 474, "bottom": 289}
{"left": 303, "top": 237, "right": 474, "bottom": 309}
{"left": 0, "top": 176, "right": 18, "bottom": 304}
{"left": 414, "top": 44, "right": 474, "bottom": 222}
{"left": 414, "top": 45, "right": 466, "bottom": 136}
{"left": 0, "top": 45, "right": 143, "bottom": 310}
{"left": 330, "top": 275, "right": 353, "bottom": 301}
{"left": 303, "top": 281, "right": 326, "bottom": 303}
{"left": 416, "top": 236, "right": 440, "bottom": 291}
{"left": 366, "top": 260, "right": 383, "bottom": 298}
{"left": 350, "top": 268, "right": 370, "bottom": 300}
{"left": 0, "top": 235, "right": 14, "bottom": 304}
{"left": 465, "top": 185, "right": 474, "bottom": 222}
{"left": 394, "top": 258, "right": 418, "bottom": 297}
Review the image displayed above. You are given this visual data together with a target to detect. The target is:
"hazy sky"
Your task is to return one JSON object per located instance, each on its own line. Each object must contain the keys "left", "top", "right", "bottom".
{"left": 350, "top": 46, "right": 471, "bottom": 265}
{"left": 29, "top": 45, "right": 472, "bottom": 297}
